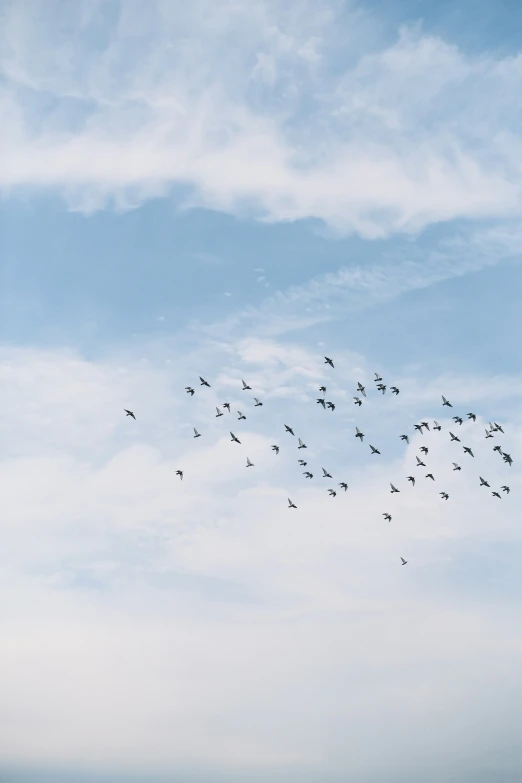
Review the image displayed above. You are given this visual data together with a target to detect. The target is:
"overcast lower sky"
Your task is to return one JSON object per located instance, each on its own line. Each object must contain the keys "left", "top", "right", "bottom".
{"left": 1, "top": 1, "right": 522, "bottom": 781}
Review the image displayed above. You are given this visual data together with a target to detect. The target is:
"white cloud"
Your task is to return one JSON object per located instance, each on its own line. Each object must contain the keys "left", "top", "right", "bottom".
{"left": 2, "top": 2, "right": 522, "bottom": 236}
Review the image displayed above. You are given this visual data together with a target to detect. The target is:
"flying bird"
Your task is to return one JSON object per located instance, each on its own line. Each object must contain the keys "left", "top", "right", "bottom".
{"left": 325, "top": 357, "right": 334, "bottom": 368}
{"left": 322, "top": 468, "right": 332, "bottom": 478}
{"left": 237, "top": 411, "right": 246, "bottom": 420}
{"left": 494, "top": 422, "right": 505, "bottom": 433}
{"left": 440, "top": 492, "right": 449, "bottom": 500}
{"left": 326, "top": 401, "right": 335, "bottom": 411}
{"left": 241, "top": 380, "right": 251, "bottom": 390}
{"left": 230, "top": 432, "right": 241, "bottom": 444}
{"left": 185, "top": 387, "right": 195, "bottom": 396}
{"left": 493, "top": 445, "right": 503, "bottom": 454}
{"left": 420, "top": 446, "right": 428, "bottom": 454}
{"left": 328, "top": 489, "right": 337, "bottom": 497}
{"left": 391, "top": 386, "right": 399, "bottom": 395}
{"left": 467, "top": 413, "right": 476, "bottom": 421}
{"left": 452, "top": 463, "right": 461, "bottom": 471}
{"left": 370, "top": 445, "right": 380, "bottom": 454}
{"left": 288, "top": 498, "right": 297, "bottom": 509}
{"left": 400, "top": 434, "right": 409, "bottom": 443}
{"left": 421, "top": 422, "right": 430, "bottom": 431}
{"left": 449, "top": 432, "right": 461, "bottom": 442}
{"left": 353, "top": 397, "right": 363, "bottom": 406}
{"left": 374, "top": 373, "right": 382, "bottom": 382}
{"left": 254, "top": 398, "right": 263, "bottom": 407}
{"left": 414, "top": 424, "right": 423, "bottom": 433}
{"left": 298, "top": 459, "right": 307, "bottom": 466}
{"left": 492, "top": 491, "right": 502, "bottom": 499}
{"left": 272, "top": 445, "right": 280, "bottom": 454}
{"left": 298, "top": 438, "right": 307, "bottom": 449}
{"left": 319, "top": 386, "right": 327, "bottom": 394}
{"left": 407, "top": 476, "right": 415, "bottom": 485}
{"left": 176, "top": 470, "right": 183, "bottom": 480}
{"left": 304, "top": 471, "right": 313, "bottom": 479}
{"left": 357, "top": 382, "right": 366, "bottom": 397}
{"left": 339, "top": 482, "right": 348, "bottom": 491}
{"left": 502, "top": 485, "right": 510, "bottom": 494}
{"left": 390, "top": 483, "right": 400, "bottom": 493}
{"left": 284, "top": 425, "right": 295, "bottom": 436}
{"left": 463, "top": 446, "right": 474, "bottom": 457}
{"left": 442, "top": 395, "right": 452, "bottom": 407}
{"left": 425, "top": 473, "right": 435, "bottom": 481}
{"left": 383, "top": 513, "right": 392, "bottom": 522}
{"left": 377, "top": 383, "right": 386, "bottom": 394}
{"left": 401, "top": 557, "right": 408, "bottom": 566}
{"left": 453, "top": 416, "right": 463, "bottom": 425}
{"left": 416, "top": 456, "right": 426, "bottom": 467}
{"left": 355, "top": 427, "right": 364, "bottom": 441}
{"left": 503, "top": 453, "right": 513, "bottom": 466}
{"left": 223, "top": 403, "right": 231, "bottom": 413}
{"left": 199, "top": 377, "right": 210, "bottom": 387}
{"left": 193, "top": 428, "right": 201, "bottom": 438}
{"left": 433, "top": 421, "right": 442, "bottom": 431}
{"left": 485, "top": 429, "right": 494, "bottom": 439}
{"left": 246, "top": 458, "right": 254, "bottom": 467}
{"left": 215, "top": 407, "right": 223, "bottom": 417}
{"left": 124, "top": 409, "right": 136, "bottom": 420}
{"left": 479, "top": 477, "right": 490, "bottom": 487}
{"left": 317, "top": 398, "right": 326, "bottom": 408}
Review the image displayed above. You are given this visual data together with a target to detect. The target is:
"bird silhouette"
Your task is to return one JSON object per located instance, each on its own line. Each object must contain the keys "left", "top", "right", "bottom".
{"left": 503, "top": 453, "right": 513, "bottom": 466}
{"left": 502, "top": 485, "right": 510, "bottom": 494}
{"left": 254, "top": 398, "right": 263, "bottom": 407}
{"left": 400, "top": 434, "right": 409, "bottom": 443}
{"left": 407, "top": 476, "right": 415, "bottom": 485}
{"left": 453, "top": 416, "right": 463, "bottom": 425}
{"left": 420, "top": 446, "right": 428, "bottom": 454}
{"left": 322, "top": 468, "right": 332, "bottom": 478}
{"left": 237, "top": 411, "right": 246, "bottom": 420}
{"left": 414, "top": 424, "right": 423, "bottom": 433}
{"left": 339, "top": 482, "right": 348, "bottom": 491}
{"left": 493, "top": 445, "right": 503, "bottom": 454}
{"left": 223, "top": 403, "right": 231, "bottom": 412}
{"left": 193, "top": 428, "right": 201, "bottom": 438}
{"left": 298, "top": 438, "right": 307, "bottom": 449}
{"left": 391, "top": 386, "right": 399, "bottom": 395}
{"left": 492, "top": 491, "right": 502, "bottom": 499}
{"left": 215, "top": 407, "right": 223, "bottom": 417}
{"left": 246, "top": 458, "right": 254, "bottom": 467}
{"left": 176, "top": 470, "right": 183, "bottom": 480}
{"left": 433, "top": 421, "right": 442, "bottom": 431}
{"left": 319, "top": 386, "right": 327, "bottom": 394}
{"left": 479, "top": 477, "right": 490, "bottom": 487}
{"left": 463, "top": 446, "right": 474, "bottom": 457}
{"left": 390, "top": 483, "right": 400, "bottom": 493}
{"left": 272, "top": 445, "right": 280, "bottom": 454}
{"left": 416, "top": 456, "right": 426, "bottom": 467}
{"left": 370, "top": 445, "right": 380, "bottom": 454}
{"left": 288, "top": 498, "right": 297, "bottom": 509}
{"left": 442, "top": 395, "right": 452, "bottom": 407}
{"left": 374, "top": 373, "right": 382, "bottom": 382}
{"left": 425, "top": 473, "right": 435, "bottom": 481}
{"left": 449, "top": 432, "right": 461, "bottom": 442}
{"left": 357, "top": 382, "right": 366, "bottom": 397}
{"left": 440, "top": 492, "right": 449, "bottom": 500}
{"left": 356, "top": 427, "right": 364, "bottom": 441}
{"left": 377, "top": 383, "right": 386, "bottom": 394}
{"left": 467, "top": 413, "right": 476, "bottom": 421}
{"left": 298, "top": 459, "right": 307, "bottom": 466}
{"left": 452, "top": 463, "right": 461, "bottom": 471}
{"left": 241, "top": 380, "right": 251, "bottom": 390}
{"left": 285, "top": 425, "right": 295, "bottom": 435}
{"left": 230, "top": 432, "right": 241, "bottom": 444}
{"left": 401, "top": 557, "right": 408, "bottom": 566}
{"left": 494, "top": 422, "right": 505, "bottom": 433}
{"left": 353, "top": 397, "right": 363, "bottom": 406}
{"left": 124, "top": 409, "right": 136, "bottom": 420}
{"left": 421, "top": 422, "right": 430, "bottom": 431}
{"left": 325, "top": 357, "right": 334, "bottom": 368}
{"left": 326, "top": 401, "right": 335, "bottom": 411}
{"left": 485, "top": 429, "right": 494, "bottom": 439}
{"left": 328, "top": 489, "right": 337, "bottom": 497}
{"left": 199, "top": 377, "right": 210, "bottom": 387}
{"left": 383, "top": 513, "right": 392, "bottom": 522}
{"left": 185, "top": 387, "right": 195, "bottom": 396}
{"left": 304, "top": 471, "right": 313, "bottom": 479}
{"left": 317, "top": 398, "right": 326, "bottom": 408}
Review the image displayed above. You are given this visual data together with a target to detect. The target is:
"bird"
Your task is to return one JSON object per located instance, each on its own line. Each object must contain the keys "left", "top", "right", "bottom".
{"left": 449, "top": 432, "right": 461, "bottom": 442}
{"left": 339, "top": 482, "right": 348, "bottom": 491}
{"left": 420, "top": 446, "right": 428, "bottom": 454}
{"left": 400, "top": 434, "right": 409, "bottom": 443}
{"left": 223, "top": 403, "right": 231, "bottom": 413}
{"left": 391, "top": 386, "right": 399, "bottom": 395}
{"left": 298, "top": 459, "right": 307, "bottom": 466}
{"left": 492, "top": 491, "right": 502, "bottom": 499}
{"left": 298, "top": 438, "right": 307, "bottom": 449}
{"left": 463, "top": 446, "right": 474, "bottom": 457}
{"left": 185, "top": 387, "right": 195, "bottom": 396}
{"left": 285, "top": 425, "right": 295, "bottom": 436}
{"left": 254, "top": 398, "right": 263, "bottom": 407}
{"left": 272, "top": 445, "right": 280, "bottom": 454}
{"left": 453, "top": 416, "right": 463, "bottom": 425}
{"left": 494, "top": 422, "right": 505, "bottom": 433}
{"left": 237, "top": 411, "right": 246, "bottom": 420}
{"left": 390, "top": 483, "right": 400, "bottom": 493}
{"left": 241, "top": 379, "right": 251, "bottom": 390}
{"left": 288, "top": 498, "right": 297, "bottom": 509}
{"left": 319, "top": 386, "right": 327, "bottom": 394}
{"left": 246, "top": 458, "right": 254, "bottom": 467}
{"left": 355, "top": 427, "right": 364, "bottom": 441}
{"left": 357, "top": 382, "right": 366, "bottom": 397}
{"left": 325, "top": 357, "right": 334, "bottom": 368}
{"left": 485, "top": 429, "right": 494, "bottom": 439}
{"left": 479, "top": 477, "right": 490, "bottom": 487}
{"left": 370, "top": 445, "right": 381, "bottom": 454}
{"left": 502, "top": 485, "right": 510, "bottom": 494}
{"left": 377, "top": 383, "right": 386, "bottom": 394}
{"left": 326, "top": 401, "right": 335, "bottom": 411}
{"left": 414, "top": 424, "right": 423, "bottom": 433}
{"left": 230, "top": 432, "right": 241, "bottom": 444}
{"left": 374, "top": 373, "right": 382, "bottom": 382}
{"left": 199, "top": 377, "right": 210, "bottom": 387}
{"left": 467, "top": 413, "right": 476, "bottom": 421}
{"left": 383, "top": 513, "right": 392, "bottom": 522}
{"left": 433, "top": 421, "right": 442, "bottom": 431}
{"left": 493, "top": 445, "right": 503, "bottom": 454}
{"left": 503, "top": 453, "right": 513, "bottom": 466}
{"left": 400, "top": 557, "right": 408, "bottom": 566}
{"left": 440, "top": 492, "right": 449, "bottom": 500}
{"left": 176, "top": 470, "right": 183, "bottom": 480}
{"left": 425, "top": 473, "right": 435, "bottom": 481}
{"left": 124, "top": 409, "right": 136, "bottom": 420}
{"left": 353, "top": 397, "right": 363, "bottom": 406}
{"left": 407, "top": 476, "right": 415, "bottom": 485}
{"left": 452, "top": 463, "right": 461, "bottom": 471}
{"left": 193, "top": 428, "right": 201, "bottom": 438}
{"left": 304, "top": 471, "right": 313, "bottom": 479}
{"left": 328, "top": 489, "right": 337, "bottom": 497}
{"left": 322, "top": 468, "right": 332, "bottom": 478}
{"left": 317, "top": 398, "right": 326, "bottom": 408}
{"left": 215, "top": 407, "right": 223, "bottom": 417}
{"left": 416, "top": 456, "right": 426, "bottom": 467}
{"left": 442, "top": 395, "right": 452, "bottom": 407}
{"left": 421, "top": 422, "right": 430, "bottom": 431}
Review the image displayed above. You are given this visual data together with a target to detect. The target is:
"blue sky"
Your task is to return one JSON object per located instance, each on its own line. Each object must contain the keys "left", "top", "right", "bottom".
{"left": 1, "top": 1, "right": 522, "bottom": 781}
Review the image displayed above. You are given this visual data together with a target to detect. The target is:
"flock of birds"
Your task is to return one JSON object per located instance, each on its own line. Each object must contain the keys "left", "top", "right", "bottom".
{"left": 123, "top": 356, "right": 513, "bottom": 567}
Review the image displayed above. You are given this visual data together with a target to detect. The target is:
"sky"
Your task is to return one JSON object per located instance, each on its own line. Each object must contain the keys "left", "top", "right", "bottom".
{"left": 1, "top": 0, "right": 522, "bottom": 781}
